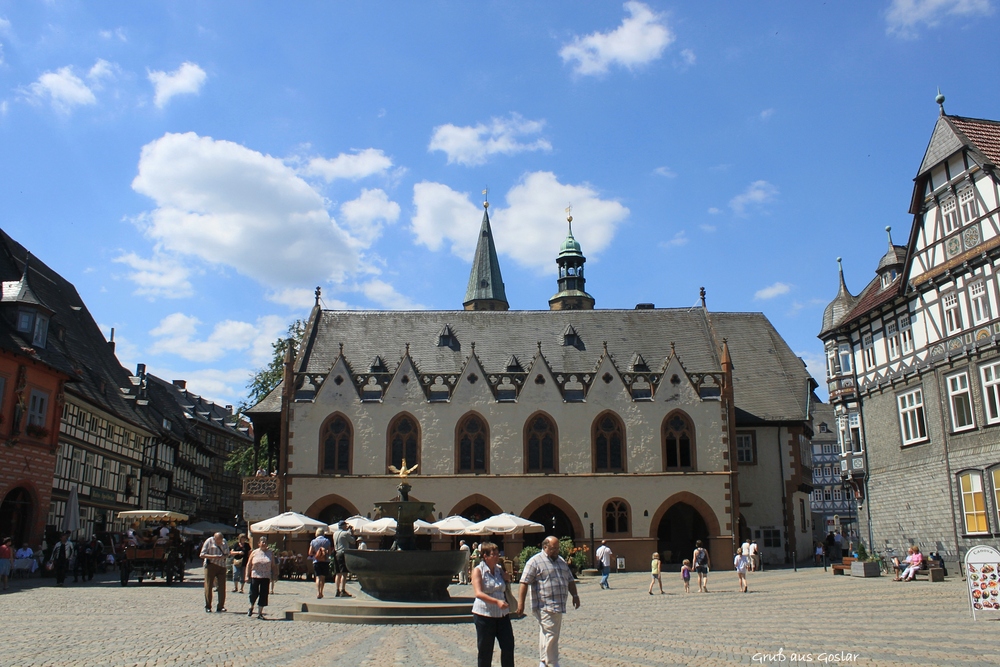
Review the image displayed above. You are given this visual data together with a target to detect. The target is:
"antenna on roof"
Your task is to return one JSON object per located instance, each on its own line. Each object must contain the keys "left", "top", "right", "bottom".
{"left": 936, "top": 88, "right": 946, "bottom": 116}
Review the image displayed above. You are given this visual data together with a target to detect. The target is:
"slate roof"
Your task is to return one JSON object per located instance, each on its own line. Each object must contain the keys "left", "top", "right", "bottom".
{"left": 463, "top": 207, "right": 508, "bottom": 308}
{"left": 917, "top": 114, "right": 1000, "bottom": 177}
{"left": 250, "top": 307, "right": 815, "bottom": 425}
{"left": 146, "top": 375, "right": 251, "bottom": 447}
{"left": 0, "top": 227, "right": 158, "bottom": 434}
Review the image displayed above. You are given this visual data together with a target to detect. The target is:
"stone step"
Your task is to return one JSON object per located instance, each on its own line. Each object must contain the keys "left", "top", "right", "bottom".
{"left": 288, "top": 611, "right": 472, "bottom": 625}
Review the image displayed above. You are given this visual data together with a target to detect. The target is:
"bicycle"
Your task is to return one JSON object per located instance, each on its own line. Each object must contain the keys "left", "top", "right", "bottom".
{"left": 876, "top": 548, "right": 897, "bottom": 576}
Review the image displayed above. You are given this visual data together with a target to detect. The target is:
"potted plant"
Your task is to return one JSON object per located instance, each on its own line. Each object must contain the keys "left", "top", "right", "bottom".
{"left": 850, "top": 543, "right": 881, "bottom": 577}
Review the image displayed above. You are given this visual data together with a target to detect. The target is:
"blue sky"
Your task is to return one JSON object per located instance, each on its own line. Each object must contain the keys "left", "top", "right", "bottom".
{"left": 2, "top": 1, "right": 998, "bottom": 408}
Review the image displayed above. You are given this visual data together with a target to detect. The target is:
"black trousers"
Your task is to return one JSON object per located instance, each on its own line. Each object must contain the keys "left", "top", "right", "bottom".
{"left": 473, "top": 613, "right": 514, "bottom": 667}
{"left": 249, "top": 577, "right": 270, "bottom": 608}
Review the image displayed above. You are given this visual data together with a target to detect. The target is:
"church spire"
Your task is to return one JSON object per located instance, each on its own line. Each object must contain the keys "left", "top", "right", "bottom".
{"left": 463, "top": 194, "right": 509, "bottom": 311}
{"left": 549, "top": 207, "right": 595, "bottom": 311}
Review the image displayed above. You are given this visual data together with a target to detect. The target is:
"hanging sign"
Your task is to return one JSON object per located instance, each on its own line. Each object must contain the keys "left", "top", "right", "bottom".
{"left": 964, "top": 544, "right": 1000, "bottom": 619}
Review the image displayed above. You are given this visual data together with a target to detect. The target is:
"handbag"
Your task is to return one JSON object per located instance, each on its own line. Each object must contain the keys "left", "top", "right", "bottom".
{"left": 45, "top": 561, "right": 54, "bottom": 572}
{"left": 504, "top": 583, "right": 522, "bottom": 619}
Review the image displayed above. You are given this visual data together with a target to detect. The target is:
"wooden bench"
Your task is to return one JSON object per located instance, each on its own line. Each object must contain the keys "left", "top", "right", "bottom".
{"left": 831, "top": 556, "right": 856, "bottom": 575}
{"left": 912, "top": 566, "right": 945, "bottom": 582}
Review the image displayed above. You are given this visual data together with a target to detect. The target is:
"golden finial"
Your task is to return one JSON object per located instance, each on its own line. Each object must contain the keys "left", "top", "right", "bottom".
{"left": 565, "top": 203, "right": 573, "bottom": 224}
{"left": 483, "top": 187, "right": 489, "bottom": 209}
{"left": 388, "top": 458, "right": 419, "bottom": 477}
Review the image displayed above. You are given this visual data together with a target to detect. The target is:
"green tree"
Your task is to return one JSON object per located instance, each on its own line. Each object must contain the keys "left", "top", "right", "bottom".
{"left": 225, "top": 319, "right": 305, "bottom": 476}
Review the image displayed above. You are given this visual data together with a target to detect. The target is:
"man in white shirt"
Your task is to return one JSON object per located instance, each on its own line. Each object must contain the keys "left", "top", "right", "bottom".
{"left": 749, "top": 539, "right": 761, "bottom": 572}
{"left": 199, "top": 532, "right": 229, "bottom": 613}
{"left": 458, "top": 540, "right": 471, "bottom": 584}
{"left": 595, "top": 540, "right": 613, "bottom": 590}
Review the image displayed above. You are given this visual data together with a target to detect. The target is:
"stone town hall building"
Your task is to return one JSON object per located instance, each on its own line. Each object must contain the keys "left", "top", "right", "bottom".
{"left": 820, "top": 98, "right": 1000, "bottom": 566}
{"left": 248, "top": 206, "right": 817, "bottom": 569}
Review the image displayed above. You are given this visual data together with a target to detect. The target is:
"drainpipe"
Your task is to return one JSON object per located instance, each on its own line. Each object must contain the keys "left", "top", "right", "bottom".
{"left": 775, "top": 428, "right": 790, "bottom": 564}
{"left": 933, "top": 366, "right": 963, "bottom": 566}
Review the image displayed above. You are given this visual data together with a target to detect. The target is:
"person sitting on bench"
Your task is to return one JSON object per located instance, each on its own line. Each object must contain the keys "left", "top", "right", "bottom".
{"left": 895, "top": 546, "right": 922, "bottom": 581}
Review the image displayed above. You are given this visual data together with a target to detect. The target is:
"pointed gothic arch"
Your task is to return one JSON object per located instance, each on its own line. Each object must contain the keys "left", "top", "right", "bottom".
{"left": 592, "top": 410, "right": 626, "bottom": 472}
{"left": 521, "top": 494, "right": 584, "bottom": 547}
{"left": 662, "top": 409, "right": 697, "bottom": 471}
{"left": 386, "top": 412, "right": 421, "bottom": 472}
{"left": 449, "top": 493, "right": 503, "bottom": 521}
{"left": 304, "top": 494, "right": 360, "bottom": 525}
{"left": 455, "top": 411, "right": 489, "bottom": 474}
{"left": 523, "top": 411, "right": 558, "bottom": 473}
{"left": 319, "top": 412, "right": 353, "bottom": 474}
{"left": 649, "top": 492, "right": 721, "bottom": 564}
{"left": 603, "top": 497, "right": 631, "bottom": 536}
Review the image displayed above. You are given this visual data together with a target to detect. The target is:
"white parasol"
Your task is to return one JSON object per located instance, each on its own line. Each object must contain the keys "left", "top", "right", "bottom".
{"left": 62, "top": 487, "right": 81, "bottom": 535}
{"left": 250, "top": 511, "right": 327, "bottom": 534}
{"left": 339, "top": 515, "right": 373, "bottom": 533}
{"left": 413, "top": 519, "right": 439, "bottom": 535}
{"left": 432, "top": 515, "right": 475, "bottom": 535}
{"left": 361, "top": 517, "right": 397, "bottom": 535}
{"left": 464, "top": 513, "right": 545, "bottom": 535}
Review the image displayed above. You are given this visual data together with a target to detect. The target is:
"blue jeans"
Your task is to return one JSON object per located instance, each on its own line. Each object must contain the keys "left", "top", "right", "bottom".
{"left": 600, "top": 564, "right": 610, "bottom": 588}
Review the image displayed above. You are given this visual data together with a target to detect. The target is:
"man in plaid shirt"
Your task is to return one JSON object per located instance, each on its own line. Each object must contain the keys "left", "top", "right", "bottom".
{"left": 200, "top": 532, "right": 230, "bottom": 613}
{"left": 516, "top": 536, "right": 580, "bottom": 667}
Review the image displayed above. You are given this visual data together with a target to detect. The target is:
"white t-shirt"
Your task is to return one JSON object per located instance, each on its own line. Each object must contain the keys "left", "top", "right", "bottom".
{"left": 596, "top": 544, "right": 612, "bottom": 567}
{"left": 741, "top": 540, "right": 751, "bottom": 556}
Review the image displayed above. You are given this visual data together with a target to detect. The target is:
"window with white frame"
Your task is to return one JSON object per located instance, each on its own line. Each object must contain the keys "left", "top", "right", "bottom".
{"left": 813, "top": 489, "right": 822, "bottom": 502}
{"left": 970, "top": 281, "right": 990, "bottom": 325}
{"left": 960, "top": 187, "right": 978, "bottom": 224}
{"left": 833, "top": 488, "right": 842, "bottom": 501}
{"left": 735, "top": 432, "right": 756, "bottom": 465}
{"left": 948, "top": 372, "right": 975, "bottom": 431}
{"left": 942, "top": 196, "right": 960, "bottom": 233}
{"left": 981, "top": 361, "right": 1000, "bottom": 425}
{"left": 838, "top": 344, "right": 852, "bottom": 374}
{"left": 885, "top": 321, "right": 899, "bottom": 359}
{"left": 824, "top": 488, "right": 832, "bottom": 501}
{"left": 899, "top": 316, "right": 914, "bottom": 354}
{"left": 958, "top": 470, "right": 988, "bottom": 534}
{"left": 943, "top": 292, "right": 962, "bottom": 334}
{"left": 863, "top": 333, "right": 876, "bottom": 369}
{"left": 827, "top": 347, "right": 837, "bottom": 379}
{"left": 898, "top": 388, "right": 928, "bottom": 445}
{"left": 849, "top": 413, "right": 862, "bottom": 453}
{"left": 823, "top": 464, "right": 832, "bottom": 477}
{"left": 822, "top": 444, "right": 832, "bottom": 454}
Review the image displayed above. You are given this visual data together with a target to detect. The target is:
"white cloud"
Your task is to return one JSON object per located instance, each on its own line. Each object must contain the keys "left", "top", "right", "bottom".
{"left": 886, "top": 0, "right": 992, "bottom": 36}
{"left": 25, "top": 66, "right": 97, "bottom": 112}
{"left": 798, "top": 350, "right": 828, "bottom": 398}
{"left": 145, "top": 365, "right": 256, "bottom": 409}
{"left": 559, "top": 1, "right": 674, "bottom": 75}
{"left": 131, "top": 132, "right": 363, "bottom": 290}
{"left": 754, "top": 282, "right": 792, "bottom": 300}
{"left": 149, "top": 313, "right": 287, "bottom": 365}
{"left": 679, "top": 48, "right": 696, "bottom": 66}
{"left": 302, "top": 148, "right": 394, "bottom": 181}
{"left": 99, "top": 27, "right": 127, "bottom": 42}
{"left": 339, "top": 188, "right": 400, "bottom": 247}
{"left": 88, "top": 59, "right": 118, "bottom": 86}
{"left": 0, "top": 101, "right": 7, "bottom": 116}
{"left": 148, "top": 62, "right": 207, "bottom": 108}
{"left": 660, "top": 231, "right": 688, "bottom": 248}
{"left": 759, "top": 108, "right": 775, "bottom": 120}
{"left": 0, "top": 17, "right": 10, "bottom": 33}
{"left": 699, "top": 223, "right": 716, "bottom": 232}
{"left": 429, "top": 114, "right": 552, "bottom": 166}
{"left": 707, "top": 207, "right": 721, "bottom": 215}
{"left": 730, "top": 180, "right": 778, "bottom": 215}
{"left": 265, "top": 288, "right": 321, "bottom": 309}
{"left": 360, "top": 279, "right": 424, "bottom": 310}
{"left": 411, "top": 172, "right": 629, "bottom": 272}
{"left": 653, "top": 166, "right": 677, "bottom": 178}
{"left": 114, "top": 251, "right": 194, "bottom": 298}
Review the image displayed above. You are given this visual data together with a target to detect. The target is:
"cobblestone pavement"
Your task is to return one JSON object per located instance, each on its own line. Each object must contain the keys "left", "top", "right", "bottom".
{"left": 0, "top": 564, "right": 996, "bottom": 666}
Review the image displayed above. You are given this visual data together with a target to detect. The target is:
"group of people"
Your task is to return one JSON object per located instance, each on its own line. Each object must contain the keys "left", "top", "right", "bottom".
{"left": 471, "top": 535, "right": 580, "bottom": 667}
{"left": 41, "top": 532, "right": 108, "bottom": 586}
{"left": 199, "top": 531, "right": 278, "bottom": 618}
{"left": 307, "top": 522, "right": 356, "bottom": 599}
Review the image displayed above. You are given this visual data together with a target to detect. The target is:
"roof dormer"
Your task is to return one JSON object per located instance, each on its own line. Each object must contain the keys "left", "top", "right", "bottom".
{"left": 2, "top": 256, "right": 54, "bottom": 348}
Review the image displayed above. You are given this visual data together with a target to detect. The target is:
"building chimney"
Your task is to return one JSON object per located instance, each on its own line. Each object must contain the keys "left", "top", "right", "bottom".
{"left": 173, "top": 380, "right": 186, "bottom": 390}
{"left": 108, "top": 327, "right": 116, "bottom": 353}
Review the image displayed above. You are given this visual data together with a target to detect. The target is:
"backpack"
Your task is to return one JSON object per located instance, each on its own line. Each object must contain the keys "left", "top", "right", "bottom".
{"left": 694, "top": 548, "right": 707, "bottom": 567}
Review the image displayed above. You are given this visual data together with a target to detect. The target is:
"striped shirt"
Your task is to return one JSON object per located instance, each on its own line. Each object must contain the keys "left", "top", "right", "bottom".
{"left": 520, "top": 552, "right": 574, "bottom": 613}
{"left": 199, "top": 537, "right": 229, "bottom": 568}
{"left": 471, "top": 561, "right": 508, "bottom": 618}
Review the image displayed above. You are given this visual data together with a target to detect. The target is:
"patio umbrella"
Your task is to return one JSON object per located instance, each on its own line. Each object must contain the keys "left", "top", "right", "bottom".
{"left": 464, "top": 513, "right": 544, "bottom": 535}
{"left": 413, "top": 519, "right": 439, "bottom": 535}
{"left": 62, "top": 487, "right": 81, "bottom": 535}
{"left": 432, "top": 515, "right": 475, "bottom": 535}
{"left": 339, "top": 515, "right": 372, "bottom": 532}
{"left": 250, "top": 511, "right": 327, "bottom": 534}
{"left": 361, "top": 517, "right": 397, "bottom": 535}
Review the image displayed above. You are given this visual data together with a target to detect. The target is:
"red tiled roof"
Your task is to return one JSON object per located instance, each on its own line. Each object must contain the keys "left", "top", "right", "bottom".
{"left": 949, "top": 115, "right": 1000, "bottom": 167}
{"left": 841, "top": 276, "right": 902, "bottom": 326}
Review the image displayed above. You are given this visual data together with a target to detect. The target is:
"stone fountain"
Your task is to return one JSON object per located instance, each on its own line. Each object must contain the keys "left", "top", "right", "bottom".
{"left": 343, "top": 462, "right": 468, "bottom": 602}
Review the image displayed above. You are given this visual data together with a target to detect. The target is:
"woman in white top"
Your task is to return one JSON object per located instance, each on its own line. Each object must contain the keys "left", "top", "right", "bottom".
{"left": 244, "top": 536, "right": 275, "bottom": 619}
{"left": 734, "top": 548, "right": 750, "bottom": 593}
{"left": 471, "top": 541, "right": 514, "bottom": 667}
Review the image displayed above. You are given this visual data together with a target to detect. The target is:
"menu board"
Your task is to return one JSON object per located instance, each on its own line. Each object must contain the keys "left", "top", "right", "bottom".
{"left": 965, "top": 544, "right": 1000, "bottom": 620}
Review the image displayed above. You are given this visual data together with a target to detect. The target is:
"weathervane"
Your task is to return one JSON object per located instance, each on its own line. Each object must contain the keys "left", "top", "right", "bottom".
{"left": 483, "top": 187, "right": 489, "bottom": 209}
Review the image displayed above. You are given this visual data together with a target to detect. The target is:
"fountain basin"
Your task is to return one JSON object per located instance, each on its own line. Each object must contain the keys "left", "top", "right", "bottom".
{"left": 344, "top": 549, "right": 468, "bottom": 601}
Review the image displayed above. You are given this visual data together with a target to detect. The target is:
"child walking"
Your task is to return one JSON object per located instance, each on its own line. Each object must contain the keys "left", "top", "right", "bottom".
{"left": 648, "top": 552, "right": 664, "bottom": 594}
{"left": 681, "top": 559, "right": 691, "bottom": 593}
{"left": 734, "top": 549, "right": 750, "bottom": 593}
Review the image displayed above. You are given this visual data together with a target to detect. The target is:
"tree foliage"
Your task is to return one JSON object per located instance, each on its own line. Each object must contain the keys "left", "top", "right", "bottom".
{"left": 225, "top": 319, "right": 305, "bottom": 476}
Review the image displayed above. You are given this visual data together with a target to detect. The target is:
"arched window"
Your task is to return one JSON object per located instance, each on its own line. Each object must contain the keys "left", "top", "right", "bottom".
{"left": 321, "top": 414, "right": 352, "bottom": 474}
{"left": 593, "top": 412, "right": 625, "bottom": 472}
{"left": 387, "top": 414, "right": 420, "bottom": 472}
{"left": 456, "top": 413, "right": 488, "bottom": 473}
{"left": 524, "top": 413, "right": 557, "bottom": 473}
{"left": 663, "top": 411, "right": 696, "bottom": 471}
{"left": 604, "top": 499, "right": 630, "bottom": 534}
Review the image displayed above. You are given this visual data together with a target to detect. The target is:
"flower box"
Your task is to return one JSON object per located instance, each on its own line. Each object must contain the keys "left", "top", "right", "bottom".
{"left": 25, "top": 424, "right": 50, "bottom": 439}
{"left": 850, "top": 560, "right": 881, "bottom": 577}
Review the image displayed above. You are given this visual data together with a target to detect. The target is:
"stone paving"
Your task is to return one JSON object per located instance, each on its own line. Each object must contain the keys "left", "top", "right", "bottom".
{"left": 0, "top": 564, "right": 996, "bottom": 666}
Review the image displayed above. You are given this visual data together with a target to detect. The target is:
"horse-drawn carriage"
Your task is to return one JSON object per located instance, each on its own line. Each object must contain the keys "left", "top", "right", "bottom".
{"left": 116, "top": 510, "right": 189, "bottom": 586}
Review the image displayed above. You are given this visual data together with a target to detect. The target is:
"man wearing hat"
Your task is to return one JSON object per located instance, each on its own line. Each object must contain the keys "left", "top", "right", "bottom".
{"left": 331, "top": 520, "right": 356, "bottom": 597}
{"left": 308, "top": 527, "right": 332, "bottom": 599}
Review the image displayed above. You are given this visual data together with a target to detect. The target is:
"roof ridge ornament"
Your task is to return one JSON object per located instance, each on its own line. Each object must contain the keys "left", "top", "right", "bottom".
{"left": 936, "top": 88, "right": 945, "bottom": 116}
